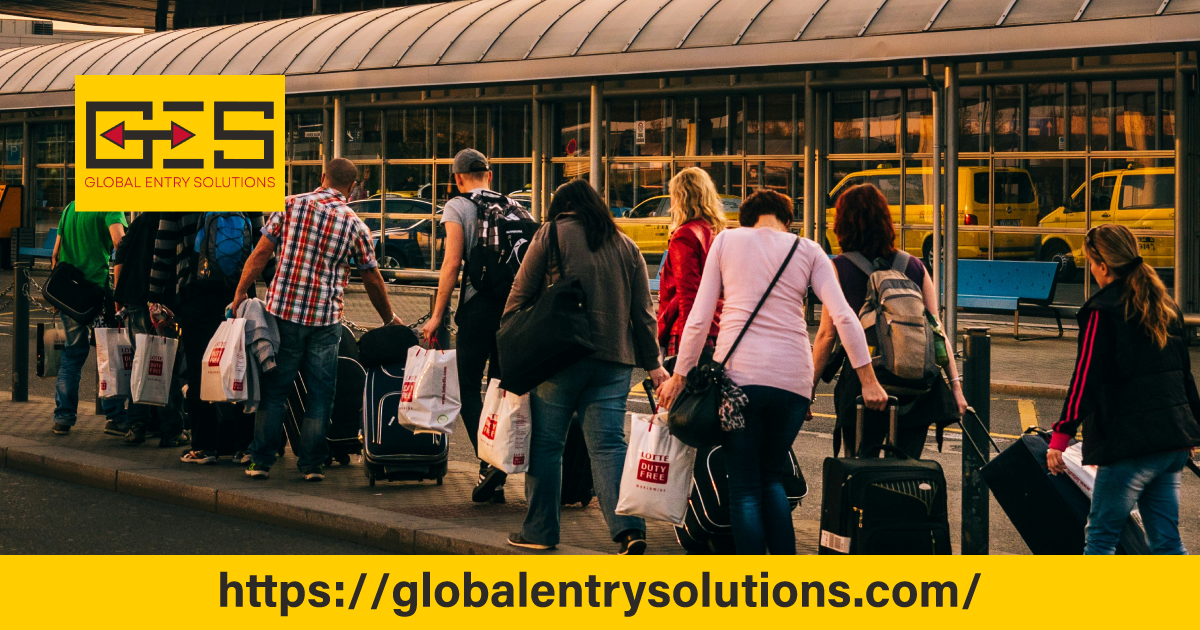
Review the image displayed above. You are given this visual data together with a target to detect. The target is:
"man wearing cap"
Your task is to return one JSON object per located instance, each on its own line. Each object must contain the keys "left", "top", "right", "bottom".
{"left": 422, "top": 148, "right": 516, "bottom": 503}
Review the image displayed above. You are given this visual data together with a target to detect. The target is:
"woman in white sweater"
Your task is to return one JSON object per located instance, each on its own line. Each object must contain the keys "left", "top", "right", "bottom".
{"left": 658, "top": 189, "right": 887, "bottom": 554}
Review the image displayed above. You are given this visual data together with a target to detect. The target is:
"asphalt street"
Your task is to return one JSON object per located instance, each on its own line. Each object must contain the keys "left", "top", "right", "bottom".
{"left": 0, "top": 467, "right": 383, "bottom": 554}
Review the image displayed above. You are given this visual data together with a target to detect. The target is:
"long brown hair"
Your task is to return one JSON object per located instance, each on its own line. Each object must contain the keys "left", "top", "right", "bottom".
{"left": 1085, "top": 223, "right": 1178, "bottom": 348}
{"left": 834, "top": 183, "right": 896, "bottom": 259}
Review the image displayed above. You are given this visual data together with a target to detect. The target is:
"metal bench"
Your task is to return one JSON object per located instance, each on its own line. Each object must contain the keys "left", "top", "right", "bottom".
{"left": 957, "top": 259, "right": 1074, "bottom": 339}
{"left": 18, "top": 228, "right": 56, "bottom": 259}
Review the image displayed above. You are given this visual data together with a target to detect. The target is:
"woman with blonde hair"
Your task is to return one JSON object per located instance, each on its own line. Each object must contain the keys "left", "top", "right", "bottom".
{"left": 658, "top": 167, "right": 727, "bottom": 355}
{"left": 1046, "top": 223, "right": 1200, "bottom": 554}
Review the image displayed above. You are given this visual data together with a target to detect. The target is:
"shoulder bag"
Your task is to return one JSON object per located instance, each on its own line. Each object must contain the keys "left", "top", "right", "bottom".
{"left": 668, "top": 236, "right": 800, "bottom": 448}
{"left": 496, "top": 219, "right": 597, "bottom": 396}
{"left": 43, "top": 262, "right": 106, "bottom": 324}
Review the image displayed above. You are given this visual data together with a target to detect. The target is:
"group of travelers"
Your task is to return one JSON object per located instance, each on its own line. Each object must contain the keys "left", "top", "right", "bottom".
{"left": 47, "top": 143, "right": 1199, "bottom": 555}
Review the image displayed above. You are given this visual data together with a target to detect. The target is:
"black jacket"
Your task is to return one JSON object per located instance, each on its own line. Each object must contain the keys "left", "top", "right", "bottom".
{"left": 1052, "top": 280, "right": 1200, "bottom": 465}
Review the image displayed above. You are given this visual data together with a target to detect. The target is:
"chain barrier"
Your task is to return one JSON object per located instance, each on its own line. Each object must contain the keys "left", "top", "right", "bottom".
{"left": 342, "top": 307, "right": 457, "bottom": 336}
{"left": 0, "top": 281, "right": 13, "bottom": 313}
{"left": 23, "top": 284, "right": 59, "bottom": 316}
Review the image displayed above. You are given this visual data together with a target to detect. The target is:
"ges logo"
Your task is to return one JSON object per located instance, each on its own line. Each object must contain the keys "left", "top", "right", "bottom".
{"left": 75, "top": 75, "right": 285, "bottom": 213}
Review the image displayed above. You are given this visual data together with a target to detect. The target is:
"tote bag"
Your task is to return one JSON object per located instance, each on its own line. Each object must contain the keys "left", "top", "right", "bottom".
{"left": 95, "top": 327, "right": 132, "bottom": 399}
{"left": 477, "top": 379, "right": 532, "bottom": 474}
{"left": 131, "top": 333, "right": 178, "bottom": 406}
{"left": 616, "top": 412, "right": 697, "bottom": 525}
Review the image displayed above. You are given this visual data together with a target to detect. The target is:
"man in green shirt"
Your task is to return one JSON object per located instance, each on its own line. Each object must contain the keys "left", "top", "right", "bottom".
{"left": 51, "top": 201, "right": 129, "bottom": 436}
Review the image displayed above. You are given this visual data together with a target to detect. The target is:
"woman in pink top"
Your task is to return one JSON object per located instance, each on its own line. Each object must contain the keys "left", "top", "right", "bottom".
{"left": 658, "top": 190, "right": 888, "bottom": 554}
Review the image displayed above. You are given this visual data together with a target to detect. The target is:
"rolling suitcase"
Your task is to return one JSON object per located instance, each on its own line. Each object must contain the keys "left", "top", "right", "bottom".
{"left": 980, "top": 426, "right": 1150, "bottom": 554}
{"left": 361, "top": 361, "right": 449, "bottom": 486}
{"left": 283, "top": 324, "right": 366, "bottom": 466}
{"left": 819, "top": 396, "right": 951, "bottom": 555}
{"left": 560, "top": 417, "right": 594, "bottom": 507}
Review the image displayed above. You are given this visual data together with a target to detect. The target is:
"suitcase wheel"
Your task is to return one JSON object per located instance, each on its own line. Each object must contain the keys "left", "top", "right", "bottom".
{"left": 436, "top": 476, "right": 443, "bottom": 486}
{"left": 366, "top": 470, "right": 376, "bottom": 487}
{"left": 335, "top": 453, "right": 351, "bottom": 467}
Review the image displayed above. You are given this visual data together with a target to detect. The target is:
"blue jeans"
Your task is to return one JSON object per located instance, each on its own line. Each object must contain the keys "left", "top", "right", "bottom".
{"left": 249, "top": 318, "right": 340, "bottom": 471}
{"left": 722, "top": 385, "right": 810, "bottom": 555}
{"left": 53, "top": 313, "right": 127, "bottom": 426}
{"left": 124, "top": 306, "right": 185, "bottom": 439}
{"left": 522, "top": 358, "right": 644, "bottom": 546}
{"left": 1086, "top": 449, "right": 1190, "bottom": 555}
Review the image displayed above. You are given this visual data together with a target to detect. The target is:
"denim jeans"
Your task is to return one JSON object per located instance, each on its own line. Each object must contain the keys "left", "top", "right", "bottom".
{"left": 249, "top": 318, "right": 340, "bottom": 471}
{"left": 522, "top": 358, "right": 644, "bottom": 546}
{"left": 53, "top": 313, "right": 127, "bottom": 427}
{"left": 124, "top": 306, "right": 185, "bottom": 439}
{"left": 1085, "top": 449, "right": 1190, "bottom": 555}
{"left": 722, "top": 385, "right": 810, "bottom": 555}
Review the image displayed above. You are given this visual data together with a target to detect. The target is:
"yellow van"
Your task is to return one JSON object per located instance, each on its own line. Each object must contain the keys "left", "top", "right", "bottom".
{"left": 1038, "top": 166, "right": 1174, "bottom": 276}
{"left": 614, "top": 194, "right": 742, "bottom": 254}
{"left": 826, "top": 166, "right": 1040, "bottom": 266}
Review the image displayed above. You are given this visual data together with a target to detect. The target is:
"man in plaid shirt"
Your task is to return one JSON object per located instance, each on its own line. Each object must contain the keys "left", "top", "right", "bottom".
{"left": 233, "top": 157, "right": 402, "bottom": 481}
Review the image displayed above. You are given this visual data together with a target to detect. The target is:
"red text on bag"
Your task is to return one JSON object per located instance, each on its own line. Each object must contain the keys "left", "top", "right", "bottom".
{"left": 513, "top": 455, "right": 525, "bottom": 466}
{"left": 482, "top": 414, "right": 497, "bottom": 440}
{"left": 120, "top": 347, "right": 133, "bottom": 371}
{"left": 232, "top": 380, "right": 243, "bottom": 392}
{"left": 148, "top": 358, "right": 163, "bottom": 376}
{"left": 400, "top": 380, "right": 415, "bottom": 403}
{"left": 208, "top": 344, "right": 225, "bottom": 367}
{"left": 637, "top": 458, "right": 670, "bottom": 484}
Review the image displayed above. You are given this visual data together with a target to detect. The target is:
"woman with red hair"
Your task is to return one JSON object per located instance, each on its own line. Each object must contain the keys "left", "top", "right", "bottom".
{"left": 812, "top": 183, "right": 968, "bottom": 458}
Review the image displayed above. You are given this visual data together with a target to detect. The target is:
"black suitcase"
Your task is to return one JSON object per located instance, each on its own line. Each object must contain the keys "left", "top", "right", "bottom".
{"left": 819, "top": 397, "right": 951, "bottom": 555}
{"left": 361, "top": 362, "right": 449, "bottom": 486}
{"left": 673, "top": 444, "right": 808, "bottom": 554}
{"left": 560, "top": 417, "right": 594, "bottom": 507}
{"left": 980, "top": 427, "right": 1150, "bottom": 554}
{"left": 357, "top": 324, "right": 419, "bottom": 369}
{"left": 283, "top": 324, "right": 366, "bottom": 466}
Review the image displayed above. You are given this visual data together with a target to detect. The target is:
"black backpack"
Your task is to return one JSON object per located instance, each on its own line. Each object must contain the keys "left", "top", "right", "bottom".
{"left": 465, "top": 190, "right": 539, "bottom": 298}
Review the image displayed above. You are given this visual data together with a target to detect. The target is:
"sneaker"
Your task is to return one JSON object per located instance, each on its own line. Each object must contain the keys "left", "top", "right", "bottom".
{"left": 233, "top": 451, "right": 251, "bottom": 465}
{"left": 507, "top": 532, "right": 554, "bottom": 551}
{"left": 618, "top": 530, "right": 647, "bottom": 556}
{"left": 245, "top": 463, "right": 271, "bottom": 478}
{"left": 103, "top": 420, "right": 129, "bottom": 437}
{"left": 180, "top": 450, "right": 217, "bottom": 465}
{"left": 302, "top": 467, "right": 325, "bottom": 482}
{"left": 472, "top": 465, "right": 508, "bottom": 503}
{"left": 52, "top": 423, "right": 71, "bottom": 435}
{"left": 158, "top": 433, "right": 190, "bottom": 448}
{"left": 123, "top": 427, "right": 146, "bottom": 445}
{"left": 490, "top": 487, "right": 506, "bottom": 504}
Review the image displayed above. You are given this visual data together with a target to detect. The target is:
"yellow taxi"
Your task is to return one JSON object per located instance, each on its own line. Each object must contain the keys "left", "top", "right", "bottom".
{"left": 826, "top": 166, "right": 1041, "bottom": 267}
{"left": 614, "top": 195, "right": 742, "bottom": 255}
{"left": 1038, "top": 166, "right": 1174, "bottom": 277}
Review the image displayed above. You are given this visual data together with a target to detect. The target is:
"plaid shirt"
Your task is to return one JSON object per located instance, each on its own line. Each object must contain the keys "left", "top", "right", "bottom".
{"left": 263, "top": 187, "right": 377, "bottom": 327}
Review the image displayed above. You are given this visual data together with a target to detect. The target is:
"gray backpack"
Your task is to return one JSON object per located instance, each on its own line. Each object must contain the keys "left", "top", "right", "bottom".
{"left": 843, "top": 251, "right": 939, "bottom": 395}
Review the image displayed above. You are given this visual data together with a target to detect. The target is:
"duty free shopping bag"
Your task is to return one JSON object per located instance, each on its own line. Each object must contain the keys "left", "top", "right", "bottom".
{"left": 131, "top": 333, "right": 178, "bottom": 406}
{"left": 95, "top": 327, "right": 132, "bottom": 398}
{"left": 616, "top": 411, "right": 697, "bottom": 525}
{"left": 200, "top": 318, "right": 249, "bottom": 403}
{"left": 477, "top": 379, "right": 531, "bottom": 474}
{"left": 37, "top": 323, "right": 65, "bottom": 378}
{"left": 397, "top": 345, "right": 461, "bottom": 434}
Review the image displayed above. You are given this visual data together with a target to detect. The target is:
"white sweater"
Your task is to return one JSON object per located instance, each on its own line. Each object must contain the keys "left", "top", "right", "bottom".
{"left": 673, "top": 227, "right": 872, "bottom": 397}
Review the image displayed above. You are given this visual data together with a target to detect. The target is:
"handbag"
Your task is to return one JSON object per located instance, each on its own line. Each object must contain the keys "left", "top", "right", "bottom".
{"left": 42, "top": 262, "right": 106, "bottom": 324}
{"left": 497, "top": 220, "right": 597, "bottom": 396}
{"left": 668, "top": 236, "right": 800, "bottom": 448}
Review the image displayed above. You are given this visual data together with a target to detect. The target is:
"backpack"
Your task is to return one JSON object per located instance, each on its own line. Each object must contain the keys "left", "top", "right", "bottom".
{"left": 465, "top": 190, "right": 539, "bottom": 298}
{"left": 194, "top": 212, "right": 253, "bottom": 286}
{"left": 843, "top": 251, "right": 939, "bottom": 396}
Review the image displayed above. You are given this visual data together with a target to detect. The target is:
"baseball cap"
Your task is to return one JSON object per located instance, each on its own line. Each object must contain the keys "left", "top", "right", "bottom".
{"left": 452, "top": 148, "right": 490, "bottom": 174}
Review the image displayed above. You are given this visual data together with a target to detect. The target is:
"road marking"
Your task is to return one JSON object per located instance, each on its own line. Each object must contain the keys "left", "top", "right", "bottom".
{"left": 1017, "top": 399, "right": 1038, "bottom": 430}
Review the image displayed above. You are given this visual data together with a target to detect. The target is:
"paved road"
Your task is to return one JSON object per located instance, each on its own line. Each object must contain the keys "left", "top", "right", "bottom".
{"left": 0, "top": 467, "right": 383, "bottom": 554}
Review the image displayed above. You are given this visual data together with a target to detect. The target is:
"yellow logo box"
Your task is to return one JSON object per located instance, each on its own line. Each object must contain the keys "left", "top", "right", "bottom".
{"left": 74, "top": 75, "right": 285, "bottom": 212}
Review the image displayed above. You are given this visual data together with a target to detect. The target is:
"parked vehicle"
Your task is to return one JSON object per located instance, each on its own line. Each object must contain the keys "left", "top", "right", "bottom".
{"left": 826, "top": 166, "right": 1041, "bottom": 268}
{"left": 614, "top": 194, "right": 741, "bottom": 255}
{"left": 347, "top": 197, "right": 444, "bottom": 271}
{"left": 1038, "top": 166, "right": 1174, "bottom": 279}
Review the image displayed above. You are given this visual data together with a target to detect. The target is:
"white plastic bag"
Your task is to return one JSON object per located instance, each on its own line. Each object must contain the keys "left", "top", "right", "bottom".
{"left": 131, "top": 333, "right": 178, "bottom": 406}
{"left": 38, "top": 323, "right": 65, "bottom": 378}
{"left": 1061, "top": 443, "right": 1097, "bottom": 498}
{"left": 95, "top": 327, "right": 132, "bottom": 398}
{"left": 616, "top": 412, "right": 697, "bottom": 524}
{"left": 397, "top": 346, "right": 460, "bottom": 434}
{"left": 200, "top": 318, "right": 249, "bottom": 403}
{"left": 477, "top": 379, "right": 531, "bottom": 474}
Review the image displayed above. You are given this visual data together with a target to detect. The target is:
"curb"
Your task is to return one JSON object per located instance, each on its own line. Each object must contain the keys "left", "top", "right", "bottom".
{"left": 0, "top": 434, "right": 600, "bottom": 556}
{"left": 990, "top": 380, "right": 1069, "bottom": 398}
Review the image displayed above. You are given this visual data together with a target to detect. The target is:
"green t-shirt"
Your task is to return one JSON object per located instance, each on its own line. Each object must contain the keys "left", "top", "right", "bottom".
{"left": 55, "top": 202, "right": 128, "bottom": 287}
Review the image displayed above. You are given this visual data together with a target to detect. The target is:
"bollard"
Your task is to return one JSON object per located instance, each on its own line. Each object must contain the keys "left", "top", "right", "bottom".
{"left": 961, "top": 326, "right": 991, "bottom": 554}
{"left": 12, "top": 262, "right": 28, "bottom": 401}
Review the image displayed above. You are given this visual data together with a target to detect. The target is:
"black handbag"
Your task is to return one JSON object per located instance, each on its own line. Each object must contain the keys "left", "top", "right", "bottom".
{"left": 497, "top": 220, "right": 597, "bottom": 396}
{"left": 668, "top": 237, "right": 800, "bottom": 448}
{"left": 42, "top": 262, "right": 106, "bottom": 324}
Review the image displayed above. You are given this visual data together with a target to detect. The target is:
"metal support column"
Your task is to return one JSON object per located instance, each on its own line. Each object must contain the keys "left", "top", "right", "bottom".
{"left": 804, "top": 73, "right": 816, "bottom": 241}
{"left": 1175, "top": 56, "right": 1189, "bottom": 309}
{"left": 541, "top": 102, "right": 552, "bottom": 212}
{"left": 12, "top": 262, "right": 28, "bottom": 402}
{"left": 333, "top": 96, "right": 345, "bottom": 159}
{"left": 20, "top": 121, "right": 32, "bottom": 228}
{"left": 590, "top": 81, "right": 602, "bottom": 192}
{"left": 945, "top": 64, "right": 960, "bottom": 352}
{"left": 531, "top": 87, "right": 542, "bottom": 221}
{"left": 925, "top": 61, "right": 943, "bottom": 304}
{"left": 961, "top": 327, "right": 992, "bottom": 555}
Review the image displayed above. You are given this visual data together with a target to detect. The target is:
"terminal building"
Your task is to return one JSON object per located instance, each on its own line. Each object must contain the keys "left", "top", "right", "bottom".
{"left": 0, "top": 0, "right": 1196, "bottom": 323}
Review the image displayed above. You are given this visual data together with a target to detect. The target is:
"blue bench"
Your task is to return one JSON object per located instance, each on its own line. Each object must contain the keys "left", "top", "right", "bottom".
{"left": 957, "top": 259, "right": 1073, "bottom": 339}
{"left": 18, "top": 228, "right": 56, "bottom": 259}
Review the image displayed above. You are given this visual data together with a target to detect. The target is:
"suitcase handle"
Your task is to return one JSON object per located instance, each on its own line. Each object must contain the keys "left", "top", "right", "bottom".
{"left": 642, "top": 377, "right": 660, "bottom": 413}
{"left": 956, "top": 406, "right": 1003, "bottom": 462}
{"left": 854, "top": 395, "right": 899, "bottom": 458}
{"left": 857, "top": 443, "right": 910, "bottom": 460}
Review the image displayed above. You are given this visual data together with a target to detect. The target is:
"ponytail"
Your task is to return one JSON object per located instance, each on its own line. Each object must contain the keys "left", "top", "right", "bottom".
{"left": 1085, "top": 224, "right": 1178, "bottom": 348}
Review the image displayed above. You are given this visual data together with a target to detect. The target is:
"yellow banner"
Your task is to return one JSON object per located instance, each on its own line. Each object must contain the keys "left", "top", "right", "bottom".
{"left": 1, "top": 555, "right": 1193, "bottom": 627}
{"left": 74, "top": 75, "right": 285, "bottom": 212}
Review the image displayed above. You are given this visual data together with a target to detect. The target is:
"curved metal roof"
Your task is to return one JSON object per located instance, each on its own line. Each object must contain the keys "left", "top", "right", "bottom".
{"left": 1, "top": 0, "right": 1199, "bottom": 109}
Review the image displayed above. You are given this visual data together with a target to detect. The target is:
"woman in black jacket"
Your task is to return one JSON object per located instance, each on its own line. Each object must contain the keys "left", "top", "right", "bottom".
{"left": 1046, "top": 224, "right": 1200, "bottom": 554}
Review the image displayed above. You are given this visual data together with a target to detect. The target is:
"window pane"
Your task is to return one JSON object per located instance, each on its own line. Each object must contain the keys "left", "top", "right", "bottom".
{"left": 386, "top": 109, "right": 431, "bottom": 160}
{"left": 1118, "top": 172, "right": 1174, "bottom": 210}
{"left": 609, "top": 99, "right": 669, "bottom": 158}
{"left": 36, "top": 123, "right": 67, "bottom": 164}
{"left": 958, "top": 86, "right": 989, "bottom": 152}
{"left": 451, "top": 105, "right": 487, "bottom": 156}
{"left": 905, "top": 88, "right": 934, "bottom": 153}
{"left": 496, "top": 104, "right": 530, "bottom": 159}
{"left": 344, "top": 110, "right": 382, "bottom": 160}
{"left": 1027, "top": 83, "right": 1066, "bottom": 152}
{"left": 289, "top": 164, "right": 321, "bottom": 196}
{"left": 832, "top": 89, "right": 899, "bottom": 154}
{"left": 762, "top": 93, "right": 799, "bottom": 155}
{"left": 385, "top": 164, "right": 431, "bottom": 197}
{"left": 994, "top": 84, "right": 1021, "bottom": 152}
{"left": 552, "top": 102, "right": 590, "bottom": 158}
{"left": 4, "top": 125, "right": 22, "bottom": 166}
{"left": 608, "top": 162, "right": 668, "bottom": 215}
{"left": 287, "top": 112, "right": 323, "bottom": 161}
